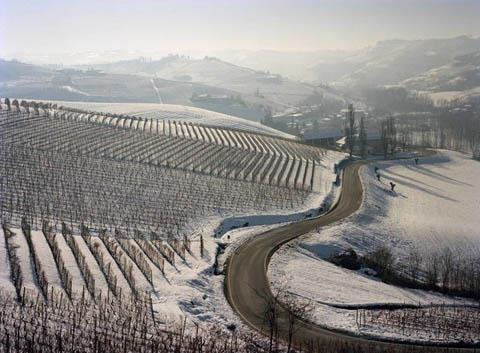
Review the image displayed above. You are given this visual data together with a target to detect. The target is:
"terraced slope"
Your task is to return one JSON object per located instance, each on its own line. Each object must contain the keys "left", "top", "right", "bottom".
{"left": 48, "top": 101, "right": 296, "bottom": 139}
{"left": 1, "top": 222, "right": 200, "bottom": 302}
{"left": 0, "top": 100, "right": 335, "bottom": 237}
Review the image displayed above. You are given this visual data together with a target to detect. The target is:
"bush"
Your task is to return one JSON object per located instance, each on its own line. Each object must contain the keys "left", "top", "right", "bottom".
{"left": 331, "top": 248, "right": 361, "bottom": 270}
{"left": 365, "top": 245, "right": 395, "bottom": 280}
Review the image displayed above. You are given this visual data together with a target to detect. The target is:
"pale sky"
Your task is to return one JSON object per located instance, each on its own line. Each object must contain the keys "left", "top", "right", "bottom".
{"left": 1, "top": 0, "right": 479, "bottom": 57}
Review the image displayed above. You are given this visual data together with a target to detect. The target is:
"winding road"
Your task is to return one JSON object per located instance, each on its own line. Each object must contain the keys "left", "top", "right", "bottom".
{"left": 224, "top": 161, "right": 476, "bottom": 350}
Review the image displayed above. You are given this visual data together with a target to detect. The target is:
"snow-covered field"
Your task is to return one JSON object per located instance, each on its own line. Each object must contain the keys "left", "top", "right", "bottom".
{"left": 314, "top": 150, "right": 480, "bottom": 261}
{"left": 423, "top": 88, "right": 480, "bottom": 106}
{"left": 141, "top": 153, "right": 341, "bottom": 329}
{"left": 269, "top": 150, "right": 480, "bottom": 343}
{"left": 156, "top": 151, "right": 342, "bottom": 324}
{"left": 152, "top": 150, "right": 343, "bottom": 328}
{"left": 48, "top": 101, "right": 295, "bottom": 139}
{"left": 0, "top": 147, "right": 344, "bottom": 337}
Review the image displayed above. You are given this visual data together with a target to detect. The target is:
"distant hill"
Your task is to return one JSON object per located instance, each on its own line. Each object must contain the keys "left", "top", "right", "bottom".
{"left": 213, "top": 49, "right": 356, "bottom": 83}
{"left": 310, "top": 36, "right": 480, "bottom": 89}
{"left": 0, "top": 59, "right": 53, "bottom": 81}
{"left": 402, "top": 50, "right": 480, "bottom": 92}
{"left": 0, "top": 60, "right": 158, "bottom": 103}
{"left": 1, "top": 57, "right": 349, "bottom": 119}
{"left": 0, "top": 59, "right": 265, "bottom": 119}
{"left": 77, "top": 55, "right": 347, "bottom": 108}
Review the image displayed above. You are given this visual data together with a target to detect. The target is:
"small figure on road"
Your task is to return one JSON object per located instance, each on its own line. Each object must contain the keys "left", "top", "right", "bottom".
{"left": 390, "top": 182, "right": 396, "bottom": 192}
{"left": 376, "top": 173, "right": 381, "bottom": 182}
{"left": 414, "top": 158, "right": 419, "bottom": 165}
{"left": 374, "top": 166, "right": 379, "bottom": 173}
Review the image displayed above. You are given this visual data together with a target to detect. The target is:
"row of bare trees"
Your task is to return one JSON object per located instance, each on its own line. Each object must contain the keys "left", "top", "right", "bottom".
{"left": 117, "top": 234, "right": 154, "bottom": 286}
{"left": 3, "top": 218, "right": 192, "bottom": 305}
{"left": 2, "top": 225, "right": 23, "bottom": 300}
{"left": 261, "top": 287, "right": 314, "bottom": 353}
{"left": 381, "top": 110, "right": 480, "bottom": 159}
{"left": 341, "top": 102, "right": 479, "bottom": 160}
{"left": 358, "top": 304, "right": 480, "bottom": 342}
{"left": 62, "top": 224, "right": 97, "bottom": 300}
{"left": 21, "top": 218, "right": 49, "bottom": 300}
{"left": 0, "top": 123, "right": 309, "bottom": 239}
{"left": 100, "top": 235, "right": 146, "bottom": 299}
{"left": 1, "top": 286, "right": 472, "bottom": 353}
{"left": 342, "top": 104, "right": 374, "bottom": 159}
{"left": 1, "top": 98, "right": 55, "bottom": 114}
{"left": 379, "top": 116, "right": 398, "bottom": 158}
{"left": 365, "top": 245, "right": 480, "bottom": 300}
{"left": 42, "top": 221, "right": 75, "bottom": 300}
{"left": 0, "top": 102, "right": 322, "bottom": 191}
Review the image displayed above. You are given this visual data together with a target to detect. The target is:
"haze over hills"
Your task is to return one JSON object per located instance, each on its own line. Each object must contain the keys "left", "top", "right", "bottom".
{"left": 2, "top": 35, "right": 480, "bottom": 118}
{"left": 74, "top": 55, "right": 346, "bottom": 107}
{"left": 324, "top": 36, "right": 480, "bottom": 89}
{"left": 0, "top": 56, "right": 349, "bottom": 120}
{"left": 401, "top": 50, "right": 480, "bottom": 104}
{"left": 212, "top": 36, "right": 480, "bottom": 91}
{"left": 0, "top": 58, "right": 238, "bottom": 101}
{"left": 0, "top": 58, "right": 270, "bottom": 120}
{"left": 231, "top": 35, "right": 480, "bottom": 108}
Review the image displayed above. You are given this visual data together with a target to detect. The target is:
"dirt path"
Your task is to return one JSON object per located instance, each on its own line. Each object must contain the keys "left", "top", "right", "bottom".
{"left": 151, "top": 78, "right": 163, "bottom": 104}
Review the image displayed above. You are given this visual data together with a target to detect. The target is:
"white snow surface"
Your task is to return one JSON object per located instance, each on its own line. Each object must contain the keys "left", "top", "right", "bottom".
{"left": 29, "top": 231, "right": 65, "bottom": 294}
{"left": 48, "top": 101, "right": 296, "bottom": 139}
{"left": 0, "top": 149, "right": 345, "bottom": 335}
{"left": 0, "top": 229, "right": 15, "bottom": 293}
{"left": 311, "top": 150, "right": 480, "bottom": 261}
{"left": 269, "top": 150, "right": 480, "bottom": 343}
{"left": 151, "top": 150, "right": 344, "bottom": 330}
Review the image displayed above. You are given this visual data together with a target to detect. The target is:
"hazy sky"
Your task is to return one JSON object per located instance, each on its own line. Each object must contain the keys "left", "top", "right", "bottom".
{"left": 1, "top": 0, "right": 479, "bottom": 57}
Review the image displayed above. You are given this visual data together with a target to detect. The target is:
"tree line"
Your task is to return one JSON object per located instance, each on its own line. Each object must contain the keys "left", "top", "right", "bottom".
{"left": 342, "top": 105, "right": 480, "bottom": 160}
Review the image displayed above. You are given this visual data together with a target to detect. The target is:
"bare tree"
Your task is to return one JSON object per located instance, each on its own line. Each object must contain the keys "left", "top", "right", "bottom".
{"left": 278, "top": 290, "right": 313, "bottom": 353}
{"left": 440, "top": 248, "right": 454, "bottom": 289}
{"left": 426, "top": 254, "right": 439, "bottom": 289}
{"left": 344, "top": 104, "right": 357, "bottom": 159}
{"left": 366, "top": 245, "right": 395, "bottom": 281}
{"left": 262, "top": 291, "right": 279, "bottom": 353}
{"left": 379, "top": 116, "right": 398, "bottom": 158}
{"left": 466, "top": 115, "right": 480, "bottom": 159}
{"left": 359, "top": 115, "right": 367, "bottom": 158}
{"left": 398, "top": 123, "right": 412, "bottom": 151}
{"left": 387, "top": 116, "right": 398, "bottom": 155}
{"left": 406, "top": 249, "right": 422, "bottom": 282}
{"left": 379, "top": 119, "right": 389, "bottom": 158}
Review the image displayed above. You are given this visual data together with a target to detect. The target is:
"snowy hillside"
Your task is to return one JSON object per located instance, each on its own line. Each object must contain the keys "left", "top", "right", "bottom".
{"left": 0, "top": 101, "right": 336, "bottom": 238}
{"left": 314, "top": 36, "right": 480, "bottom": 88}
{"left": 401, "top": 51, "right": 480, "bottom": 105}
{"left": 308, "top": 150, "right": 480, "bottom": 261}
{"left": 52, "top": 100, "right": 295, "bottom": 139}
{"left": 80, "top": 56, "right": 343, "bottom": 108}
{"left": 0, "top": 59, "right": 277, "bottom": 118}
{"left": 0, "top": 99, "right": 346, "bottom": 334}
{"left": 269, "top": 150, "right": 480, "bottom": 344}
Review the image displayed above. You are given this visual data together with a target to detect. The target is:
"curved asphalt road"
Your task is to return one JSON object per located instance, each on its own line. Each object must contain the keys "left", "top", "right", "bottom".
{"left": 224, "top": 162, "right": 476, "bottom": 351}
